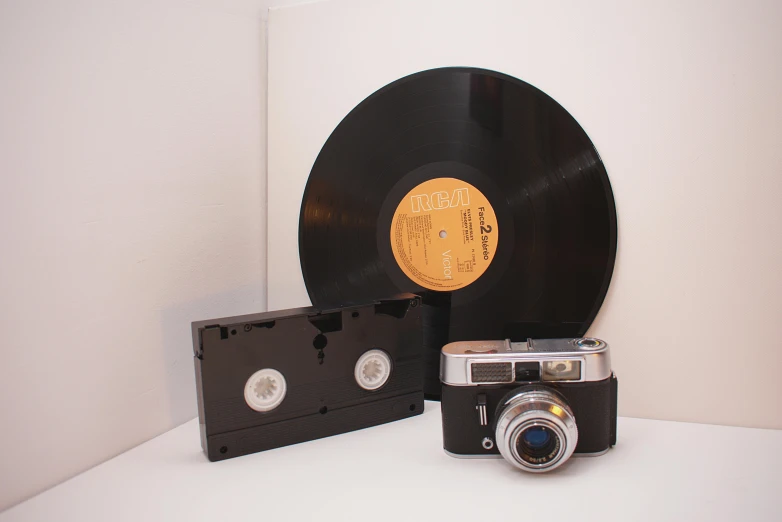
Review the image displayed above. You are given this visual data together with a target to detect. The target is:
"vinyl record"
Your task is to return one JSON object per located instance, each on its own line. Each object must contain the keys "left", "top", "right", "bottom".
{"left": 299, "top": 67, "right": 617, "bottom": 398}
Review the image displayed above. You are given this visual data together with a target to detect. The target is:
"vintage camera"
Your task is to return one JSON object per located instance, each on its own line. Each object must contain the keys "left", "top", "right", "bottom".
{"left": 440, "top": 337, "right": 617, "bottom": 472}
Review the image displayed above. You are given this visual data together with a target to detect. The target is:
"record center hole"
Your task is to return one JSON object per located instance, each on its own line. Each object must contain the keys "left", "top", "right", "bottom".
{"left": 439, "top": 230, "right": 447, "bottom": 239}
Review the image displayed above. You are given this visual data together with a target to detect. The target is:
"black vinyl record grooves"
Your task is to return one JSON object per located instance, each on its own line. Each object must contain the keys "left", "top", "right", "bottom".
{"left": 299, "top": 67, "right": 617, "bottom": 399}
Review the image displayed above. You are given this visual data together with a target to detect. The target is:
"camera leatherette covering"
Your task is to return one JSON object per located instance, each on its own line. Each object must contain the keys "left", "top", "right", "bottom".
{"left": 441, "top": 375, "right": 617, "bottom": 456}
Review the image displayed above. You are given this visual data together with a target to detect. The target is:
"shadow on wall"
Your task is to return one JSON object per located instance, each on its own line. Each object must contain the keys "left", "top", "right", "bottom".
{"left": 159, "top": 283, "right": 265, "bottom": 429}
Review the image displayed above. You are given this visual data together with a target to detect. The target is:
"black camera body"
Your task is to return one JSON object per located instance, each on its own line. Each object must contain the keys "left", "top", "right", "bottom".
{"left": 440, "top": 338, "right": 617, "bottom": 472}
{"left": 193, "top": 294, "right": 424, "bottom": 461}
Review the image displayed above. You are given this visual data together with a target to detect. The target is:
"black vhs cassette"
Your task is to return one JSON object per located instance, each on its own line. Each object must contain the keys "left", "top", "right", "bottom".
{"left": 192, "top": 294, "right": 424, "bottom": 461}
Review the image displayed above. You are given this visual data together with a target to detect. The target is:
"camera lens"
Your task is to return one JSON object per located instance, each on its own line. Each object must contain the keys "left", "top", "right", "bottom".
{"left": 516, "top": 426, "right": 561, "bottom": 464}
{"left": 495, "top": 387, "right": 578, "bottom": 473}
{"left": 522, "top": 426, "right": 551, "bottom": 448}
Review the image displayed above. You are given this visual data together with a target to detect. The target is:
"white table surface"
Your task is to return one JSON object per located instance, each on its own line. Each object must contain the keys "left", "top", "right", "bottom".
{"left": 2, "top": 402, "right": 781, "bottom": 521}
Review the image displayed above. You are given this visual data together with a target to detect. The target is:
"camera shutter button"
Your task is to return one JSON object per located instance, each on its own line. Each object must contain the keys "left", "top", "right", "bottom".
{"left": 576, "top": 338, "right": 604, "bottom": 350}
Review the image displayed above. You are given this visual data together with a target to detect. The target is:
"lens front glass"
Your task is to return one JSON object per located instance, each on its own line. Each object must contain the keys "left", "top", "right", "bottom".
{"left": 515, "top": 425, "right": 561, "bottom": 465}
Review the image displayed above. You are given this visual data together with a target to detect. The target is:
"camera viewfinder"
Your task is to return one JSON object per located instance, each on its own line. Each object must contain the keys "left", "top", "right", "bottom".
{"left": 515, "top": 362, "right": 540, "bottom": 382}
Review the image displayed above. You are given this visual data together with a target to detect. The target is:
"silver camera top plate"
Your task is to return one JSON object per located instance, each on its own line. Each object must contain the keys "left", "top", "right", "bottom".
{"left": 440, "top": 338, "right": 612, "bottom": 386}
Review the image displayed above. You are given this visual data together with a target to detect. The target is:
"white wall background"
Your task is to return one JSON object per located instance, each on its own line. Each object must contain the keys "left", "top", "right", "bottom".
{"left": 0, "top": 0, "right": 303, "bottom": 511}
{"left": 267, "top": 0, "right": 782, "bottom": 429}
{"left": 1, "top": 0, "right": 780, "bottom": 512}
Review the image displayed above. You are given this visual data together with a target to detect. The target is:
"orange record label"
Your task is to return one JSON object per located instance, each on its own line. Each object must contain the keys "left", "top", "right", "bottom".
{"left": 390, "top": 178, "right": 498, "bottom": 291}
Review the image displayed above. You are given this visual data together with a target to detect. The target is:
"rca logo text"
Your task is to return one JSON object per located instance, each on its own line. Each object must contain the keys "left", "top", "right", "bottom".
{"left": 410, "top": 188, "right": 470, "bottom": 213}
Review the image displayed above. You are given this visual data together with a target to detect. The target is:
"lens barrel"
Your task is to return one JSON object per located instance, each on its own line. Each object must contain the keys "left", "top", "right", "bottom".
{"left": 495, "top": 387, "right": 578, "bottom": 472}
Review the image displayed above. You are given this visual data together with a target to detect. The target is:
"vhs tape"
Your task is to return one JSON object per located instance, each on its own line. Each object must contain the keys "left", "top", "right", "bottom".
{"left": 192, "top": 294, "right": 424, "bottom": 461}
